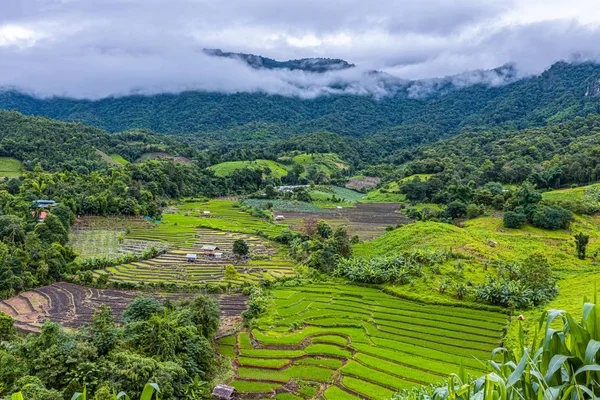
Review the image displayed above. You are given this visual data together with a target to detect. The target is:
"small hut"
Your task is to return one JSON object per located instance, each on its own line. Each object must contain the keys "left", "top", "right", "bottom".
{"left": 212, "top": 384, "right": 238, "bottom": 400}
{"left": 214, "top": 252, "right": 223, "bottom": 259}
{"left": 201, "top": 245, "right": 220, "bottom": 256}
{"left": 186, "top": 254, "right": 198, "bottom": 262}
{"left": 275, "top": 215, "right": 285, "bottom": 221}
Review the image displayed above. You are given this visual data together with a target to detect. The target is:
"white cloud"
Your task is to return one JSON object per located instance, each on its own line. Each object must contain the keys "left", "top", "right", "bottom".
{"left": 0, "top": 0, "right": 599, "bottom": 98}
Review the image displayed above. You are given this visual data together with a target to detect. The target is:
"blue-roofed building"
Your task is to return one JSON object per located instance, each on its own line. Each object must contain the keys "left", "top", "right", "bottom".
{"left": 31, "top": 200, "right": 57, "bottom": 209}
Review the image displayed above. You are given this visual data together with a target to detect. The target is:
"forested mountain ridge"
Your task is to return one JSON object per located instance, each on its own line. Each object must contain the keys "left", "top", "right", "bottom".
{"left": 203, "top": 48, "right": 355, "bottom": 72}
{"left": 1, "top": 61, "right": 600, "bottom": 144}
{"left": 0, "top": 110, "right": 211, "bottom": 172}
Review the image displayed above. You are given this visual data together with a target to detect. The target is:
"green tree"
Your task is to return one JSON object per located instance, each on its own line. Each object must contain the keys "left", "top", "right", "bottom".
{"left": 232, "top": 239, "right": 249, "bottom": 257}
{"left": 85, "top": 305, "right": 119, "bottom": 356}
{"left": 0, "top": 311, "right": 15, "bottom": 341}
{"left": 224, "top": 264, "right": 238, "bottom": 281}
{"left": 34, "top": 214, "right": 69, "bottom": 245}
{"left": 122, "top": 297, "right": 164, "bottom": 324}
{"left": 51, "top": 203, "right": 75, "bottom": 230}
{"left": 519, "top": 253, "right": 553, "bottom": 289}
{"left": 574, "top": 232, "right": 589, "bottom": 260}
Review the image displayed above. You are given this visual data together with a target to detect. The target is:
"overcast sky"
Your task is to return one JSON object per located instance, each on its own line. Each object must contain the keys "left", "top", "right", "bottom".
{"left": 1, "top": 0, "right": 600, "bottom": 98}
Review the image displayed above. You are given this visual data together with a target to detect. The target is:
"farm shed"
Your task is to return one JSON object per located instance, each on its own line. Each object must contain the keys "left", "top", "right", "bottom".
{"left": 214, "top": 252, "right": 223, "bottom": 259}
{"left": 275, "top": 215, "right": 285, "bottom": 221}
{"left": 212, "top": 384, "right": 238, "bottom": 400}
{"left": 201, "top": 245, "right": 220, "bottom": 255}
{"left": 32, "top": 199, "right": 57, "bottom": 209}
{"left": 186, "top": 253, "right": 198, "bottom": 262}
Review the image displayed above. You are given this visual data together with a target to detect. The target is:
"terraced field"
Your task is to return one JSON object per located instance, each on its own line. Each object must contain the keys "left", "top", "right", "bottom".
{"left": 219, "top": 284, "right": 506, "bottom": 399}
{"left": 95, "top": 228, "right": 295, "bottom": 286}
{"left": 0, "top": 282, "right": 247, "bottom": 333}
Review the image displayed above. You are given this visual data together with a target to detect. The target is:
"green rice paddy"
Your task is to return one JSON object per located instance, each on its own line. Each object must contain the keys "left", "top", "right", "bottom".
{"left": 90, "top": 200, "right": 295, "bottom": 286}
{"left": 210, "top": 159, "right": 289, "bottom": 178}
{"left": 309, "top": 185, "right": 365, "bottom": 208}
{"left": 219, "top": 283, "right": 506, "bottom": 399}
{"left": 109, "top": 154, "right": 129, "bottom": 165}
{"left": 0, "top": 157, "right": 23, "bottom": 177}
{"left": 359, "top": 182, "right": 406, "bottom": 204}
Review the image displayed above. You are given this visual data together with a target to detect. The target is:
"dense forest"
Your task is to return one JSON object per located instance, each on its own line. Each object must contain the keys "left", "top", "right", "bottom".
{"left": 2, "top": 62, "right": 600, "bottom": 145}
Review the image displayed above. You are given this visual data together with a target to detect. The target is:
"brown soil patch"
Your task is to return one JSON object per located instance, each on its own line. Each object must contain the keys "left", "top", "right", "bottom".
{"left": 279, "top": 203, "right": 408, "bottom": 241}
{"left": 174, "top": 156, "right": 193, "bottom": 164}
{"left": 5, "top": 282, "right": 248, "bottom": 334}
{"left": 345, "top": 176, "right": 381, "bottom": 190}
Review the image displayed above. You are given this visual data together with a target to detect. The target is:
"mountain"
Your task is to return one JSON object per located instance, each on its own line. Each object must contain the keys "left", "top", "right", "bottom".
{"left": 1, "top": 61, "right": 600, "bottom": 149}
{"left": 0, "top": 110, "right": 209, "bottom": 172}
{"left": 203, "top": 48, "right": 355, "bottom": 72}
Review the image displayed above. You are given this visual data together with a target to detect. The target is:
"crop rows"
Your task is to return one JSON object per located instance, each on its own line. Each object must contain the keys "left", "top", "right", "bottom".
{"left": 1, "top": 282, "right": 247, "bottom": 334}
{"left": 218, "top": 284, "right": 506, "bottom": 399}
{"left": 95, "top": 228, "right": 295, "bottom": 286}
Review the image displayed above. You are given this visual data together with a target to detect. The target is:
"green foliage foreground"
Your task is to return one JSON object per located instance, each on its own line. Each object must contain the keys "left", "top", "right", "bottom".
{"left": 394, "top": 300, "right": 600, "bottom": 399}
{"left": 0, "top": 296, "right": 220, "bottom": 400}
{"left": 4, "top": 383, "right": 160, "bottom": 400}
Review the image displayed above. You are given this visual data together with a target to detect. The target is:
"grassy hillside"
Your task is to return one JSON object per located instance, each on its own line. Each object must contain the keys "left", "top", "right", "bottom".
{"left": 0, "top": 157, "right": 23, "bottom": 177}
{"left": 109, "top": 154, "right": 129, "bottom": 165}
{"left": 399, "top": 174, "right": 433, "bottom": 183}
{"left": 542, "top": 184, "right": 596, "bottom": 202}
{"left": 291, "top": 153, "right": 347, "bottom": 176}
{"left": 354, "top": 215, "right": 600, "bottom": 308}
{"left": 210, "top": 159, "right": 289, "bottom": 178}
{"left": 359, "top": 182, "right": 406, "bottom": 203}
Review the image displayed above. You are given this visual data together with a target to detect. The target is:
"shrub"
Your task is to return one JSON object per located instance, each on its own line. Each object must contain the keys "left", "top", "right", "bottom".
{"left": 475, "top": 254, "right": 557, "bottom": 308}
{"left": 465, "top": 203, "right": 481, "bottom": 219}
{"left": 531, "top": 205, "right": 574, "bottom": 230}
{"left": 335, "top": 254, "right": 439, "bottom": 284}
{"left": 96, "top": 273, "right": 109, "bottom": 287}
{"left": 503, "top": 211, "right": 526, "bottom": 228}
{"left": 242, "top": 286, "right": 271, "bottom": 321}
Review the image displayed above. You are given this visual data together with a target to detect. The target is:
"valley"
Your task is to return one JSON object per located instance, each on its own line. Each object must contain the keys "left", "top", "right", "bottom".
{"left": 2, "top": 58, "right": 600, "bottom": 400}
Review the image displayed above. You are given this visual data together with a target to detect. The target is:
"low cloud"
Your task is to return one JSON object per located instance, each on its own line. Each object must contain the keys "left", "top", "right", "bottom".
{"left": 0, "top": 0, "right": 599, "bottom": 99}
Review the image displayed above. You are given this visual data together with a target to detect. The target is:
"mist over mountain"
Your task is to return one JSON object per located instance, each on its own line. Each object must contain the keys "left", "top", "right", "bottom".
{"left": 1, "top": 60, "right": 599, "bottom": 145}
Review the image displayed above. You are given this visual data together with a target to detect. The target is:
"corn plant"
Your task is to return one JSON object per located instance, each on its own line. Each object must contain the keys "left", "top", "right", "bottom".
{"left": 394, "top": 299, "right": 600, "bottom": 399}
